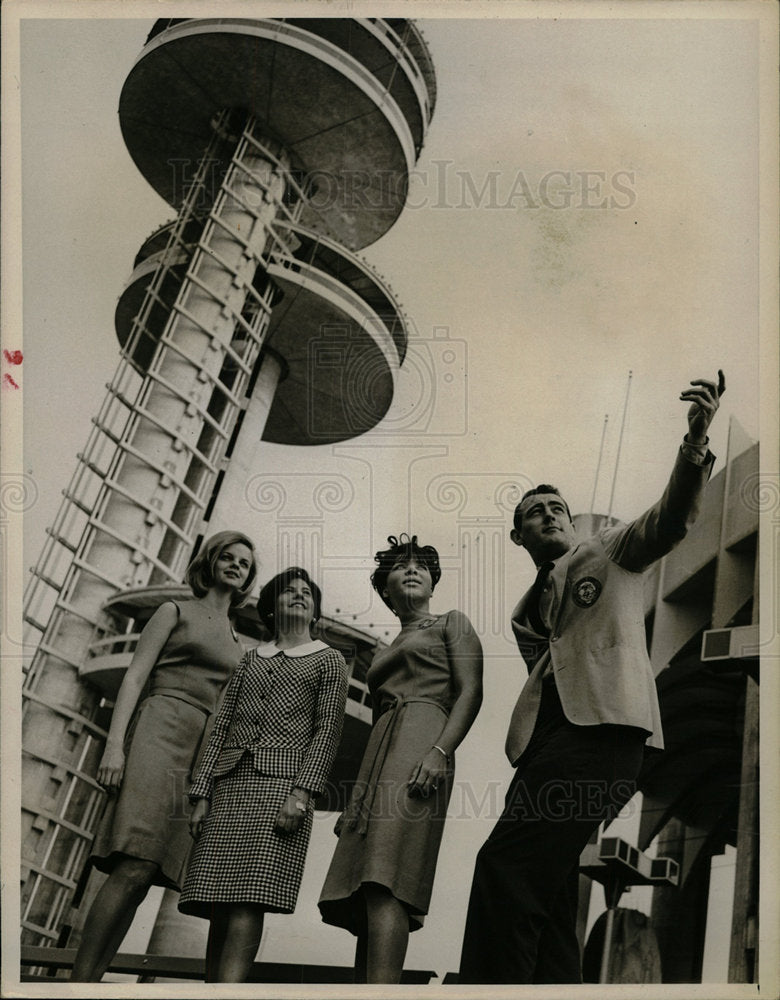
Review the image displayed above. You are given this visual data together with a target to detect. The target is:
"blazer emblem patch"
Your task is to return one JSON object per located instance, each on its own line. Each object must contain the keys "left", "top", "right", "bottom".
{"left": 572, "top": 576, "right": 602, "bottom": 608}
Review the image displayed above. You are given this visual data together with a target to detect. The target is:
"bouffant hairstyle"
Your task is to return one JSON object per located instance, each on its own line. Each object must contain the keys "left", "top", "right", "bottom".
{"left": 371, "top": 534, "right": 442, "bottom": 612}
{"left": 185, "top": 531, "right": 257, "bottom": 607}
{"left": 256, "top": 567, "right": 323, "bottom": 635}
{"left": 512, "top": 485, "right": 572, "bottom": 534}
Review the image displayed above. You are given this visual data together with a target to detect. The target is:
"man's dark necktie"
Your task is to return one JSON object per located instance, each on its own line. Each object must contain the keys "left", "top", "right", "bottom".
{"left": 527, "top": 561, "right": 554, "bottom": 637}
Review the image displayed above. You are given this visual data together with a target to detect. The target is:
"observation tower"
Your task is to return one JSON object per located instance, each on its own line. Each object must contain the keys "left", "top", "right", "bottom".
{"left": 21, "top": 17, "right": 436, "bottom": 946}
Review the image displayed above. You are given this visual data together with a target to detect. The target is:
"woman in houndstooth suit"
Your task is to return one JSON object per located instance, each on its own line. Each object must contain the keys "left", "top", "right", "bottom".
{"left": 179, "top": 567, "right": 348, "bottom": 982}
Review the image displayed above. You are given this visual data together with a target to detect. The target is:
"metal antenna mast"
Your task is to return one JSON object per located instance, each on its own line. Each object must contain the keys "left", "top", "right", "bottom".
{"left": 606, "top": 370, "right": 633, "bottom": 523}
{"left": 590, "top": 413, "right": 610, "bottom": 515}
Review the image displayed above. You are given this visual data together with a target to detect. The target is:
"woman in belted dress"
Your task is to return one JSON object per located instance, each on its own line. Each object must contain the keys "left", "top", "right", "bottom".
{"left": 179, "top": 567, "right": 348, "bottom": 982}
{"left": 318, "top": 534, "right": 483, "bottom": 983}
{"left": 71, "top": 531, "right": 257, "bottom": 982}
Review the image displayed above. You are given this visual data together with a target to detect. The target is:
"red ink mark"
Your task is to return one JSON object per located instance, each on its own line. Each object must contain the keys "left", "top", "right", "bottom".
{"left": 3, "top": 349, "right": 23, "bottom": 365}
{"left": 3, "top": 373, "right": 20, "bottom": 389}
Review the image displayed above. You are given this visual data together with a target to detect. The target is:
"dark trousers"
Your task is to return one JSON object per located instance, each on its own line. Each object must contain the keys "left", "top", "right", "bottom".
{"left": 458, "top": 678, "right": 646, "bottom": 984}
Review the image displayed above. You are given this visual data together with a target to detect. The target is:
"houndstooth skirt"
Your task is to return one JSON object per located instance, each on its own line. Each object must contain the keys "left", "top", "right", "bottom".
{"left": 179, "top": 754, "right": 314, "bottom": 917}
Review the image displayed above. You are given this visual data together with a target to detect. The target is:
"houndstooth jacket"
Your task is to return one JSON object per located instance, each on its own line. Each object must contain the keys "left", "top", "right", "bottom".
{"left": 189, "top": 639, "right": 348, "bottom": 800}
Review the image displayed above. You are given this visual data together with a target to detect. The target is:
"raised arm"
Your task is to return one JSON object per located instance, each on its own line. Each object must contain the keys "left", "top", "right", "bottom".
{"left": 96, "top": 601, "right": 179, "bottom": 792}
{"left": 408, "top": 610, "right": 484, "bottom": 797}
{"left": 684, "top": 370, "right": 726, "bottom": 446}
{"left": 606, "top": 371, "right": 725, "bottom": 572}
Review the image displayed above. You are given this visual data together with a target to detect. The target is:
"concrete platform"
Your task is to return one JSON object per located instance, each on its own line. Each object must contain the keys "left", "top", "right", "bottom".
{"left": 120, "top": 18, "right": 431, "bottom": 250}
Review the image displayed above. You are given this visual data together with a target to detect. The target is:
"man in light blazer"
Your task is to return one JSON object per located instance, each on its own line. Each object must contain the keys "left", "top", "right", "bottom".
{"left": 458, "top": 371, "right": 725, "bottom": 984}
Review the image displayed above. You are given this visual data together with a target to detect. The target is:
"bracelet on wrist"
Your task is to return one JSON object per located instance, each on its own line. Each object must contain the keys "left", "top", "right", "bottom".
{"left": 432, "top": 744, "right": 450, "bottom": 764}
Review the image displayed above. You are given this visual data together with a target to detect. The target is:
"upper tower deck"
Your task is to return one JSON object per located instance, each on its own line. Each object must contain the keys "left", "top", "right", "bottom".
{"left": 120, "top": 17, "right": 437, "bottom": 251}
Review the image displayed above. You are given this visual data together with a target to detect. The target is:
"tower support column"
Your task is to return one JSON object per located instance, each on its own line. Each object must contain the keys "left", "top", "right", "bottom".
{"left": 200, "top": 349, "right": 284, "bottom": 541}
{"left": 21, "top": 118, "right": 294, "bottom": 943}
{"left": 650, "top": 818, "right": 711, "bottom": 982}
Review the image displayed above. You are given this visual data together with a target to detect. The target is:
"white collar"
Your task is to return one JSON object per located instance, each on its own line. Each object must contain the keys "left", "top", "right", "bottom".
{"left": 253, "top": 639, "right": 329, "bottom": 658}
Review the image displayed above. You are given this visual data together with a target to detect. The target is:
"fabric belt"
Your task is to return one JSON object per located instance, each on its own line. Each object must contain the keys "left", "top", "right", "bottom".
{"left": 147, "top": 687, "right": 212, "bottom": 715}
{"left": 343, "top": 696, "right": 447, "bottom": 836}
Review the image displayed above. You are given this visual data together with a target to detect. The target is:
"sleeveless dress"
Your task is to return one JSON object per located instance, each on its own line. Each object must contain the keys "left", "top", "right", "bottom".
{"left": 318, "top": 610, "right": 461, "bottom": 933}
{"left": 89, "top": 600, "right": 243, "bottom": 890}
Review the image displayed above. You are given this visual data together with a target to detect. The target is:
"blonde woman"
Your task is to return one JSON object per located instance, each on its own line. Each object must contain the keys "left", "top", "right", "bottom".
{"left": 71, "top": 531, "right": 257, "bottom": 982}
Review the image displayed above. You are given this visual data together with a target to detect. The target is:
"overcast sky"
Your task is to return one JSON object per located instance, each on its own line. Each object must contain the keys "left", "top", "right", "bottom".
{"left": 7, "top": 1, "right": 778, "bottom": 990}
